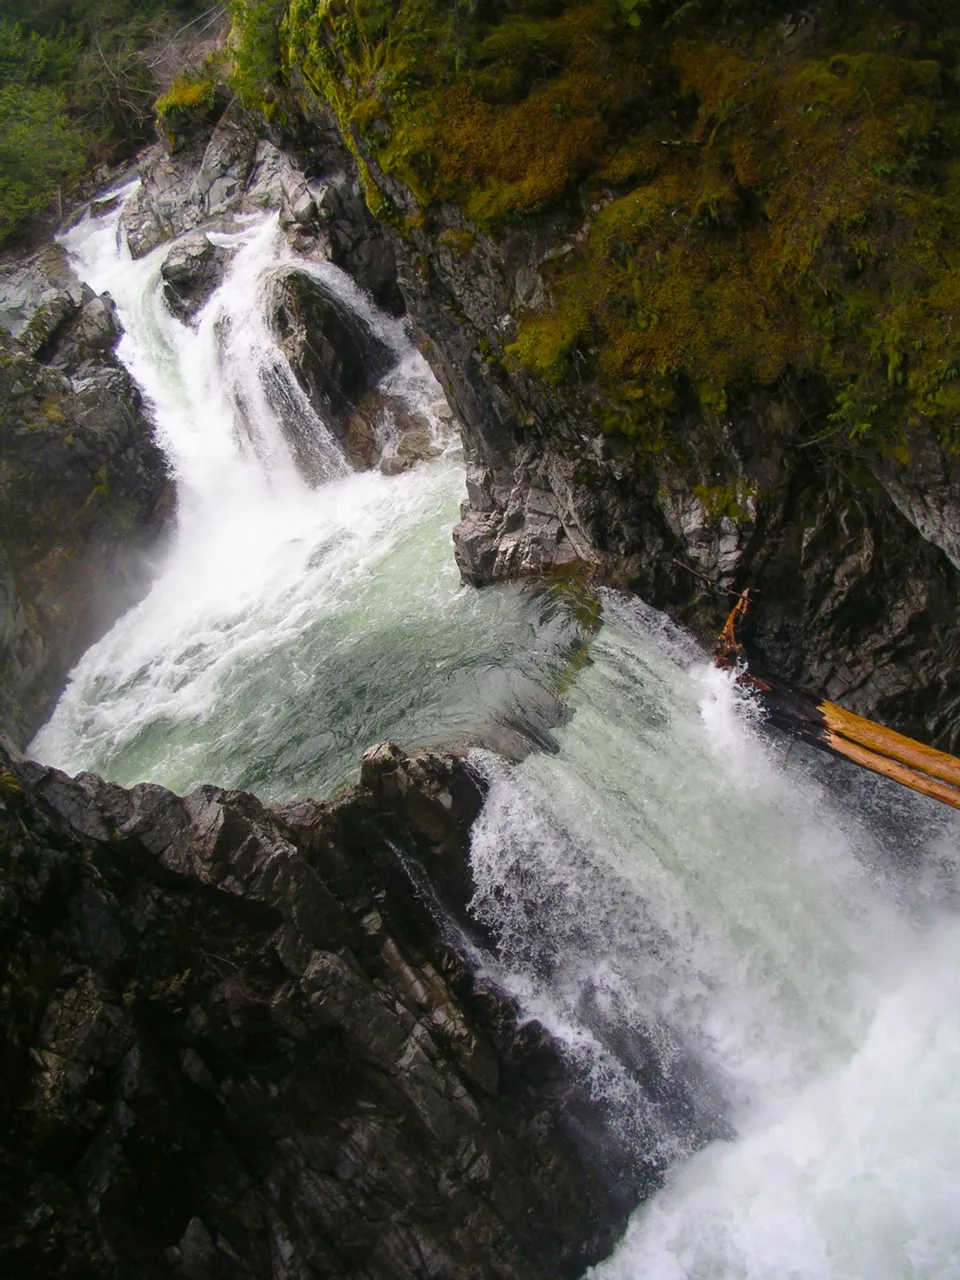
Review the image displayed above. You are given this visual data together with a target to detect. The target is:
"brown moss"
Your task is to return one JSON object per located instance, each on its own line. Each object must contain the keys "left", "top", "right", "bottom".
{"left": 281, "top": 0, "right": 960, "bottom": 444}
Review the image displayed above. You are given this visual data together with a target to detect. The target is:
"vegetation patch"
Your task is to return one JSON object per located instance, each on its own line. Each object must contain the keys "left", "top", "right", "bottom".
{"left": 0, "top": 0, "right": 214, "bottom": 244}
{"left": 237, "top": 0, "right": 960, "bottom": 453}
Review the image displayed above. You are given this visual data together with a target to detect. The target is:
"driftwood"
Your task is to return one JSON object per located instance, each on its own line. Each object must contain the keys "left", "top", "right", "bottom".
{"left": 715, "top": 589, "right": 960, "bottom": 810}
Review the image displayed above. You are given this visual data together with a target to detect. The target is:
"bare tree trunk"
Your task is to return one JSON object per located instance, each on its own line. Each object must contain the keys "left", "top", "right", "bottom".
{"left": 715, "top": 590, "right": 960, "bottom": 809}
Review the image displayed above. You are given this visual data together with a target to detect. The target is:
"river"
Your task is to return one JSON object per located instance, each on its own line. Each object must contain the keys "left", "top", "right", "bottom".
{"left": 31, "top": 192, "right": 960, "bottom": 1279}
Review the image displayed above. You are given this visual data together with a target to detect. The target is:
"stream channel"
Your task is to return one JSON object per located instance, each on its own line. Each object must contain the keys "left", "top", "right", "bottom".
{"left": 31, "top": 191, "right": 960, "bottom": 1279}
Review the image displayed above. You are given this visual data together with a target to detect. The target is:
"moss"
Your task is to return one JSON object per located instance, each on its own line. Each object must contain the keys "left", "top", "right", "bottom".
{"left": 692, "top": 480, "right": 757, "bottom": 521}
{"left": 156, "top": 74, "right": 215, "bottom": 118}
{"left": 88, "top": 463, "right": 109, "bottom": 503}
{"left": 437, "top": 227, "right": 475, "bottom": 257}
{"left": 283, "top": 0, "right": 651, "bottom": 228}
{"left": 155, "top": 65, "right": 223, "bottom": 146}
{"left": 274, "top": 0, "right": 960, "bottom": 448}
{"left": 38, "top": 395, "right": 66, "bottom": 424}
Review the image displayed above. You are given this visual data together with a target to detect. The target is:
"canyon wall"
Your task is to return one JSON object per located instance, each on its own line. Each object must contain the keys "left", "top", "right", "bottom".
{"left": 265, "top": 0, "right": 960, "bottom": 750}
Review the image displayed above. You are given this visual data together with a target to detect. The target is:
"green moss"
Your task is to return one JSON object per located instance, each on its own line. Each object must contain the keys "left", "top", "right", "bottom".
{"left": 89, "top": 463, "right": 109, "bottom": 503}
{"left": 155, "top": 75, "right": 213, "bottom": 115}
{"left": 437, "top": 227, "right": 475, "bottom": 257}
{"left": 273, "top": 0, "right": 960, "bottom": 448}
{"left": 692, "top": 480, "right": 756, "bottom": 521}
{"left": 283, "top": 0, "right": 649, "bottom": 228}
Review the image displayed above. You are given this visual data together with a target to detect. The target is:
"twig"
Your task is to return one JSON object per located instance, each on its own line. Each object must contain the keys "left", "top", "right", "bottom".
{"left": 146, "top": 4, "right": 229, "bottom": 68}
{"left": 671, "top": 556, "right": 745, "bottom": 598}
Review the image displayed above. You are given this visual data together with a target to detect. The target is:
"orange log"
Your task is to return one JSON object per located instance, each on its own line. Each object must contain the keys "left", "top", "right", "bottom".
{"left": 822, "top": 701, "right": 960, "bottom": 792}
{"left": 714, "top": 588, "right": 960, "bottom": 810}
{"left": 824, "top": 732, "right": 960, "bottom": 811}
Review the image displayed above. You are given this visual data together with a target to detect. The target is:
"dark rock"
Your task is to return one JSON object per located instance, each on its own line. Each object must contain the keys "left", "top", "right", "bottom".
{"left": 0, "top": 743, "right": 634, "bottom": 1279}
{"left": 266, "top": 269, "right": 394, "bottom": 478}
{"left": 160, "top": 233, "right": 234, "bottom": 324}
{"left": 0, "top": 252, "right": 172, "bottom": 746}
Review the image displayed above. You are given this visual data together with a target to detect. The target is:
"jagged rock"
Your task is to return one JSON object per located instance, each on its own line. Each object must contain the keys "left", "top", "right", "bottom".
{"left": 45, "top": 292, "right": 123, "bottom": 374}
{"left": 121, "top": 107, "right": 297, "bottom": 259}
{"left": 266, "top": 270, "right": 394, "bottom": 477}
{"left": 0, "top": 743, "right": 633, "bottom": 1279}
{"left": 273, "top": 84, "right": 405, "bottom": 315}
{"left": 160, "top": 233, "right": 234, "bottom": 323}
{"left": 868, "top": 432, "right": 960, "bottom": 575}
{"left": 0, "top": 245, "right": 92, "bottom": 356}
{"left": 0, "top": 251, "right": 171, "bottom": 746}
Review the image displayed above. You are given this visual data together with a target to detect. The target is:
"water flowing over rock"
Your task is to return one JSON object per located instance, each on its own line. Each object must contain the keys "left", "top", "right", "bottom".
{"left": 160, "top": 234, "right": 235, "bottom": 324}
{"left": 264, "top": 87, "right": 960, "bottom": 751}
{"left": 0, "top": 248, "right": 171, "bottom": 747}
{"left": 0, "top": 742, "right": 632, "bottom": 1279}
{"left": 120, "top": 100, "right": 402, "bottom": 320}
{"left": 266, "top": 269, "right": 394, "bottom": 473}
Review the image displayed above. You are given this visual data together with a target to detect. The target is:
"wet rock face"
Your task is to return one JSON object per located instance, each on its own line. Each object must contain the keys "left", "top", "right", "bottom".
{"left": 267, "top": 269, "right": 395, "bottom": 474}
{"left": 0, "top": 742, "right": 632, "bottom": 1279}
{"left": 160, "top": 233, "right": 235, "bottom": 324}
{"left": 0, "top": 250, "right": 172, "bottom": 747}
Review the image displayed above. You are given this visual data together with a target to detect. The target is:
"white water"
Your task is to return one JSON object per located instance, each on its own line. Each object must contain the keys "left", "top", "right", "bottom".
{"left": 32, "top": 194, "right": 579, "bottom": 799}
{"left": 31, "top": 193, "right": 960, "bottom": 1276}
{"left": 468, "top": 595, "right": 960, "bottom": 1278}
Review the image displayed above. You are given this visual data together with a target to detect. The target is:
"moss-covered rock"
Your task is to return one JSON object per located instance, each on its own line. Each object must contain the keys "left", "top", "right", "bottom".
{"left": 245, "top": 0, "right": 960, "bottom": 747}
{"left": 274, "top": 0, "right": 960, "bottom": 451}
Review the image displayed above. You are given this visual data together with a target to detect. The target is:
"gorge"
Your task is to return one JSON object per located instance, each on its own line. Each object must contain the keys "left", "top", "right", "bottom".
{"left": 3, "top": 2, "right": 960, "bottom": 1277}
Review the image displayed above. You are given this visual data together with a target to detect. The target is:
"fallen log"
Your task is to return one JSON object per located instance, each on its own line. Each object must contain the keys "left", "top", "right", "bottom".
{"left": 715, "top": 589, "right": 960, "bottom": 810}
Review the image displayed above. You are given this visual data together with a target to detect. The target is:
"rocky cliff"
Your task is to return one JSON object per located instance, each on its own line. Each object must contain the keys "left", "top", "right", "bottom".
{"left": 0, "top": 243, "right": 172, "bottom": 748}
{"left": 244, "top": 0, "right": 960, "bottom": 751}
{"left": 0, "top": 740, "right": 633, "bottom": 1279}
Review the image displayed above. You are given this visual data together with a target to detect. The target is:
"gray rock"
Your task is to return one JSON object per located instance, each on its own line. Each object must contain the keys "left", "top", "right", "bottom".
{"left": 160, "top": 233, "right": 234, "bottom": 323}
{"left": 869, "top": 432, "right": 960, "bottom": 573}
{"left": 122, "top": 107, "right": 281, "bottom": 258}
{"left": 0, "top": 244, "right": 90, "bottom": 355}
{"left": 0, "top": 742, "right": 635, "bottom": 1278}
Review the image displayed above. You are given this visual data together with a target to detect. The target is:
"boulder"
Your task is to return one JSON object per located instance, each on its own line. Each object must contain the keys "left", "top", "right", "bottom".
{"left": 267, "top": 269, "right": 395, "bottom": 476}
{"left": 341, "top": 389, "right": 442, "bottom": 473}
{"left": 160, "top": 232, "right": 234, "bottom": 323}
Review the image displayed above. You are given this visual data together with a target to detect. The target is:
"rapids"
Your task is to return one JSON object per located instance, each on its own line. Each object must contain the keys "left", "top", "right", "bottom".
{"left": 31, "top": 195, "right": 580, "bottom": 799}
{"left": 31, "top": 191, "right": 960, "bottom": 1278}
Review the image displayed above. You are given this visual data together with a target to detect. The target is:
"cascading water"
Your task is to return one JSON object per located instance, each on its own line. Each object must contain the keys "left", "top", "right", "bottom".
{"left": 468, "top": 594, "right": 960, "bottom": 1278}
{"left": 31, "top": 193, "right": 960, "bottom": 1277}
{"left": 31, "top": 192, "right": 581, "bottom": 799}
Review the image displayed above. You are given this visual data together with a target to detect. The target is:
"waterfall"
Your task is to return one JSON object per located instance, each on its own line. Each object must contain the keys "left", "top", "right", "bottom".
{"left": 29, "top": 191, "right": 960, "bottom": 1278}
{"left": 468, "top": 592, "right": 960, "bottom": 1278}
{"left": 31, "top": 190, "right": 581, "bottom": 799}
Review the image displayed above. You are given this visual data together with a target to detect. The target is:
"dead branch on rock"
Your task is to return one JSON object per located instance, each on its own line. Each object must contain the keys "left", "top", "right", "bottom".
{"left": 715, "top": 590, "right": 960, "bottom": 810}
